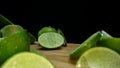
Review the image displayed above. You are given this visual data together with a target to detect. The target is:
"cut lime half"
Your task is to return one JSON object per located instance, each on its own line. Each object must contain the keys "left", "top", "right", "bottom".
{"left": 38, "top": 32, "right": 64, "bottom": 49}
{"left": 1, "top": 52, "right": 55, "bottom": 68}
{"left": 0, "top": 25, "right": 24, "bottom": 37}
{"left": 76, "top": 47, "right": 120, "bottom": 68}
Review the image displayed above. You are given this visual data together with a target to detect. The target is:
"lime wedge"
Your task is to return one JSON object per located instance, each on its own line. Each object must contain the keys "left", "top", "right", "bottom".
{"left": 57, "top": 28, "right": 67, "bottom": 46}
{"left": 0, "top": 30, "right": 30, "bottom": 65}
{"left": 1, "top": 52, "right": 55, "bottom": 68}
{"left": 70, "top": 31, "right": 101, "bottom": 59}
{"left": 100, "top": 30, "right": 112, "bottom": 37}
{"left": 0, "top": 14, "right": 14, "bottom": 29}
{"left": 38, "top": 26, "right": 57, "bottom": 37}
{"left": 0, "top": 25, "right": 24, "bottom": 37}
{"left": 38, "top": 32, "right": 64, "bottom": 49}
{"left": 76, "top": 47, "right": 120, "bottom": 68}
{"left": 98, "top": 37, "right": 120, "bottom": 54}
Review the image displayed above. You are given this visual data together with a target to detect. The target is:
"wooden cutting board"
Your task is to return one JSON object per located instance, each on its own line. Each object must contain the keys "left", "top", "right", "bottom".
{"left": 30, "top": 42, "right": 80, "bottom": 68}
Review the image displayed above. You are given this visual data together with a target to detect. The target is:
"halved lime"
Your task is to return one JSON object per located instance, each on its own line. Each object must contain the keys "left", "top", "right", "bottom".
{"left": 70, "top": 31, "right": 101, "bottom": 59}
{"left": 98, "top": 37, "right": 120, "bottom": 54}
{"left": 0, "top": 25, "right": 24, "bottom": 37}
{"left": 38, "top": 32, "right": 64, "bottom": 49}
{"left": 0, "top": 30, "right": 30, "bottom": 65}
{"left": 38, "top": 26, "right": 57, "bottom": 37}
{"left": 76, "top": 47, "right": 120, "bottom": 68}
{"left": 1, "top": 52, "right": 55, "bottom": 68}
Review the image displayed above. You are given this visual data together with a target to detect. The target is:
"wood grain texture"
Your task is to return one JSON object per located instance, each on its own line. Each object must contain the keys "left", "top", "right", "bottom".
{"left": 30, "top": 42, "right": 80, "bottom": 68}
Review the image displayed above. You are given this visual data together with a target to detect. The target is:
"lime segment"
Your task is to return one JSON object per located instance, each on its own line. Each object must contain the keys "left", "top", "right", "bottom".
{"left": 76, "top": 47, "right": 120, "bottom": 68}
{"left": 70, "top": 31, "right": 101, "bottom": 59}
{"left": 1, "top": 52, "right": 55, "bottom": 68}
{"left": 38, "top": 32, "right": 64, "bottom": 49}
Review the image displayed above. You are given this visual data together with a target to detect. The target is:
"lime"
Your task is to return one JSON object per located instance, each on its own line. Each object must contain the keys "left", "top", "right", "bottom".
{"left": 38, "top": 32, "right": 64, "bottom": 49}
{"left": 0, "top": 14, "right": 13, "bottom": 29}
{"left": 57, "top": 28, "right": 67, "bottom": 46}
{"left": 100, "top": 30, "right": 112, "bottom": 37}
{"left": 38, "top": 26, "right": 57, "bottom": 37}
{"left": 76, "top": 47, "right": 120, "bottom": 68}
{"left": 0, "top": 25, "right": 24, "bottom": 37}
{"left": 0, "top": 30, "right": 30, "bottom": 65}
{"left": 70, "top": 31, "right": 101, "bottom": 59}
{"left": 98, "top": 37, "right": 120, "bottom": 54}
{"left": 1, "top": 52, "right": 55, "bottom": 68}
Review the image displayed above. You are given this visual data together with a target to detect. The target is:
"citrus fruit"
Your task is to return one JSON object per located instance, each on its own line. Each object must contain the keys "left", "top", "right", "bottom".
{"left": 100, "top": 30, "right": 112, "bottom": 37}
{"left": 57, "top": 28, "right": 67, "bottom": 46}
{"left": 38, "top": 26, "right": 57, "bottom": 37}
{"left": 0, "top": 25, "right": 24, "bottom": 37}
{"left": 38, "top": 32, "right": 64, "bottom": 49}
{"left": 70, "top": 31, "right": 101, "bottom": 59}
{"left": 1, "top": 52, "right": 55, "bottom": 68}
{"left": 0, "top": 30, "right": 30, "bottom": 65}
{"left": 98, "top": 37, "right": 120, "bottom": 54}
{"left": 76, "top": 47, "right": 120, "bottom": 68}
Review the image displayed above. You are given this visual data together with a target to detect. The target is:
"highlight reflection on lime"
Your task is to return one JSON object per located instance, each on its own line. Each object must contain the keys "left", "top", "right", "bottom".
{"left": 1, "top": 52, "right": 55, "bottom": 68}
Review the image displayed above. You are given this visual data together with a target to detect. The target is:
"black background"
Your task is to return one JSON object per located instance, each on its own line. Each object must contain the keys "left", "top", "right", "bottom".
{"left": 0, "top": 1, "right": 120, "bottom": 43}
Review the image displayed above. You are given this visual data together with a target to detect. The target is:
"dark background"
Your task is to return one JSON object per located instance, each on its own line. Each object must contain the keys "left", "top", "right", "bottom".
{"left": 0, "top": 1, "right": 120, "bottom": 43}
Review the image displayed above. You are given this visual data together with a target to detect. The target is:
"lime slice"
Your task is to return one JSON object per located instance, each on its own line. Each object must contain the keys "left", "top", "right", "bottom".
{"left": 0, "top": 30, "right": 30, "bottom": 65}
{"left": 1, "top": 52, "right": 55, "bottom": 68}
{"left": 76, "top": 47, "right": 120, "bottom": 68}
{"left": 38, "top": 26, "right": 57, "bottom": 37}
{"left": 57, "top": 28, "right": 67, "bottom": 46}
{"left": 98, "top": 37, "right": 120, "bottom": 54}
{"left": 70, "top": 31, "right": 101, "bottom": 59}
{"left": 0, "top": 25, "right": 24, "bottom": 37}
{"left": 38, "top": 32, "right": 64, "bottom": 49}
{"left": 0, "top": 14, "right": 14, "bottom": 29}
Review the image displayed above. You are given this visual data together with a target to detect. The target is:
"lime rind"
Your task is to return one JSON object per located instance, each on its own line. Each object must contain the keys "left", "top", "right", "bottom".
{"left": 98, "top": 37, "right": 120, "bottom": 54}
{"left": 0, "top": 30, "right": 30, "bottom": 65}
{"left": 38, "top": 32, "right": 64, "bottom": 49}
{"left": 57, "top": 28, "right": 67, "bottom": 46}
{"left": 76, "top": 47, "right": 120, "bottom": 68}
{"left": 38, "top": 26, "right": 57, "bottom": 37}
{"left": 70, "top": 31, "right": 101, "bottom": 59}
{"left": 1, "top": 52, "right": 55, "bottom": 68}
{"left": 100, "top": 30, "right": 112, "bottom": 37}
